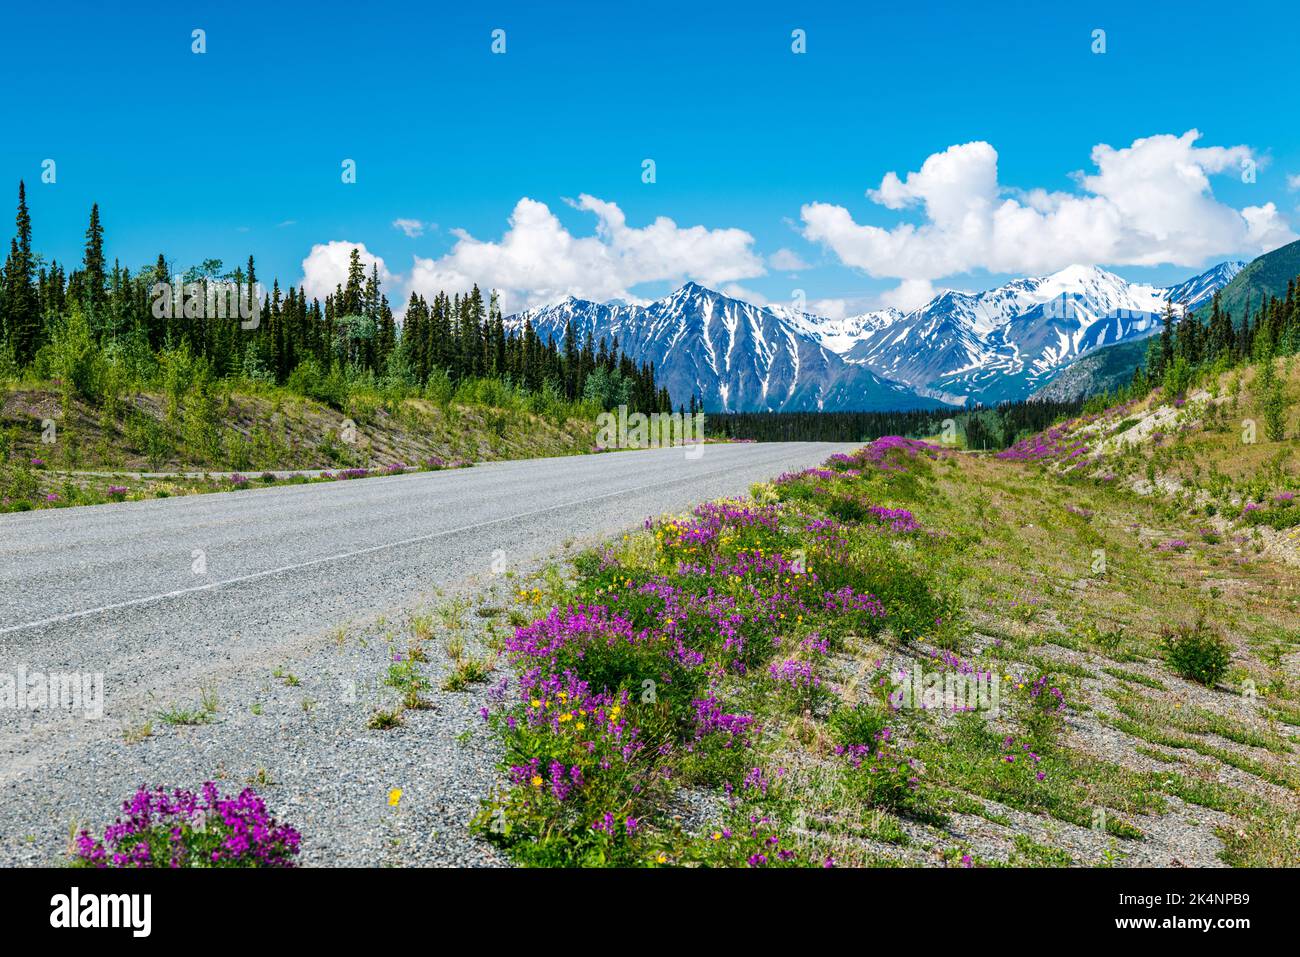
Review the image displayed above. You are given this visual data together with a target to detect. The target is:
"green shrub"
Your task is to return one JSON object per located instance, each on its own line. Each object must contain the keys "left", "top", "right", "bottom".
{"left": 48, "top": 307, "right": 106, "bottom": 403}
{"left": 286, "top": 357, "right": 348, "bottom": 408}
{"left": 829, "top": 700, "right": 891, "bottom": 747}
{"left": 1161, "top": 620, "right": 1232, "bottom": 686}
{"left": 1260, "top": 379, "right": 1287, "bottom": 442}
{"left": 125, "top": 408, "right": 175, "bottom": 470}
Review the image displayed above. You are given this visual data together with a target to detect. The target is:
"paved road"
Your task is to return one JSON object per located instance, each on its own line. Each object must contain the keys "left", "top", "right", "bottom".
{"left": 0, "top": 441, "right": 853, "bottom": 865}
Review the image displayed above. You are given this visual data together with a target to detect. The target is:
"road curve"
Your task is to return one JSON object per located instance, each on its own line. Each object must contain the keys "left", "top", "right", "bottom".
{"left": 0, "top": 441, "right": 854, "bottom": 865}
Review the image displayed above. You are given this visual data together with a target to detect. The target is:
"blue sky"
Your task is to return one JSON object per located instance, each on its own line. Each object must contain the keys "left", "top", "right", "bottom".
{"left": 2, "top": 0, "right": 1298, "bottom": 317}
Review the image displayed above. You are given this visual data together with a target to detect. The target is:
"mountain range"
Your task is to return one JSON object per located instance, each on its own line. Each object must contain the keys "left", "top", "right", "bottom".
{"left": 509, "top": 283, "right": 946, "bottom": 412}
{"left": 1035, "top": 240, "right": 1300, "bottom": 401}
{"left": 505, "top": 261, "right": 1246, "bottom": 412}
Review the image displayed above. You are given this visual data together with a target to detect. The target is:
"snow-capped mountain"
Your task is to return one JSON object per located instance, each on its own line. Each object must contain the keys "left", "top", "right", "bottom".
{"left": 504, "top": 261, "right": 1242, "bottom": 412}
{"left": 825, "top": 262, "right": 1242, "bottom": 405}
{"left": 766, "top": 304, "right": 904, "bottom": 354}
{"left": 1161, "top": 260, "right": 1245, "bottom": 312}
{"left": 506, "top": 283, "right": 945, "bottom": 413}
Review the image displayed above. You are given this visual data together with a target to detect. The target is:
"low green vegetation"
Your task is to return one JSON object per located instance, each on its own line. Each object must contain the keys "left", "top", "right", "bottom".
{"left": 1161, "top": 619, "right": 1233, "bottom": 687}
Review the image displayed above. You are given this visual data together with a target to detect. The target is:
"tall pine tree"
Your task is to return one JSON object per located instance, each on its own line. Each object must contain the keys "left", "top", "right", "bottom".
{"left": 2, "top": 181, "right": 39, "bottom": 363}
{"left": 81, "top": 203, "right": 107, "bottom": 320}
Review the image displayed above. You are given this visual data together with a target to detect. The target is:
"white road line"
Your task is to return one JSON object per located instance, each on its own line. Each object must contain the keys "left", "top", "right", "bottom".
{"left": 1, "top": 453, "right": 782, "bottom": 637}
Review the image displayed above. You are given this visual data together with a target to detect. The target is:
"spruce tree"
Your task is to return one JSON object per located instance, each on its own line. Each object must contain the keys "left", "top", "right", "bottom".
{"left": 1158, "top": 299, "right": 1175, "bottom": 372}
{"left": 341, "top": 248, "right": 365, "bottom": 317}
{"left": 82, "top": 203, "right": 107, "bottom": 319}
{"left": 4, "top": 181, "right": 40, "bottom": 363}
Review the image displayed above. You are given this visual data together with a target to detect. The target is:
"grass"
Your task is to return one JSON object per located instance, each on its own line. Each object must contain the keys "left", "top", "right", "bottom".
{"left": 1267, "top": 702, "right": 1300, "bottom": 727}
{"left": 246, "top": 768, "right": 277, "bottom": 788}
{"left": 367, "top": 708, "right": 405, "bottom": 731}
{"left": 385, "top": 657, "right": 431, "bottom": 710}
{"left": 1101, "top": 667, "right": 1165, "bottom": 690}
{"left": 442, "top": 655, "right": 494, "bottom": 691}
{"left": 122, "top": 721, "right": 153, "bottom": 744}
{"left": 436, "top": 598, "right": 470, "bottom": 633}
{"left": 1011, "top": 833, "right": 1075, "bottom": 867}
{"left": 409, "top": 613, "right": 434, "bottom": 642}
{"left": 156, "top": 706, "right": 212, "bottom": 727}
{"left": 1104, "top": 687, "right": 1293, "bottom": 754}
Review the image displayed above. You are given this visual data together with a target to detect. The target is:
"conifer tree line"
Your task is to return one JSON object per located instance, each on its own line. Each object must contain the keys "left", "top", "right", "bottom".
{"left": 706, "top": 399, "right": 1086, "bottom": 448}
{"left": 0, "top": 183, "right": 671, "bottom": 415}
{"left": 1134, "top": 283, "right": 1300, "bottom": 395}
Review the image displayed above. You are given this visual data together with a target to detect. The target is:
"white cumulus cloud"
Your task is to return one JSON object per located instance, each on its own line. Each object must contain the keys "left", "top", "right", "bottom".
{"left": 878, "top": 279, "right": 938, "bottom": 312}
{"left": 807, "top": 298, "right": 848, "bottom": 320}
{"left": 407, "top": 195, "right": 764, "bottom": 312}
{"left": 801, "top": 131, "right": 1295, "bottom": 282}
{"left": 299, "top": 241, "right": 398, "bottom": 304}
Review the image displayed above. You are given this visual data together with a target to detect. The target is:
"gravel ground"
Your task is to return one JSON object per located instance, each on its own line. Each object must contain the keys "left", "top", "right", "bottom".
{"left": 0, "top": 441, "right": 855, "bottom": 866}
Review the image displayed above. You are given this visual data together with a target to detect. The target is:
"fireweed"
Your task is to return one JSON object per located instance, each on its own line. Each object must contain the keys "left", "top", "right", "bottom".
{"left": 679, "top": 805, "right": 808, "bottom": 868}
{"left": 1238, "top": 494, "right": 1300, "bottom": 530}
{"left": 846, "top": 436, "right": 949, "bottom": 473}
{"left": 74, "top": 783, "right": 301, "bottom": 868}
{"left": 767, "top": 655, "right": 831, "bottom": 713}
{"left": 835, "top": 727, "right": 943, "bottom": 825}
{"left": 1021, "top": 673, "right": 1068, "bottom": 747}
{"left": 475, "top": 439, "right": 959, "bottom": 866}
{"left": 996, "top": 400, "right": 1137, "bottom": 476}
